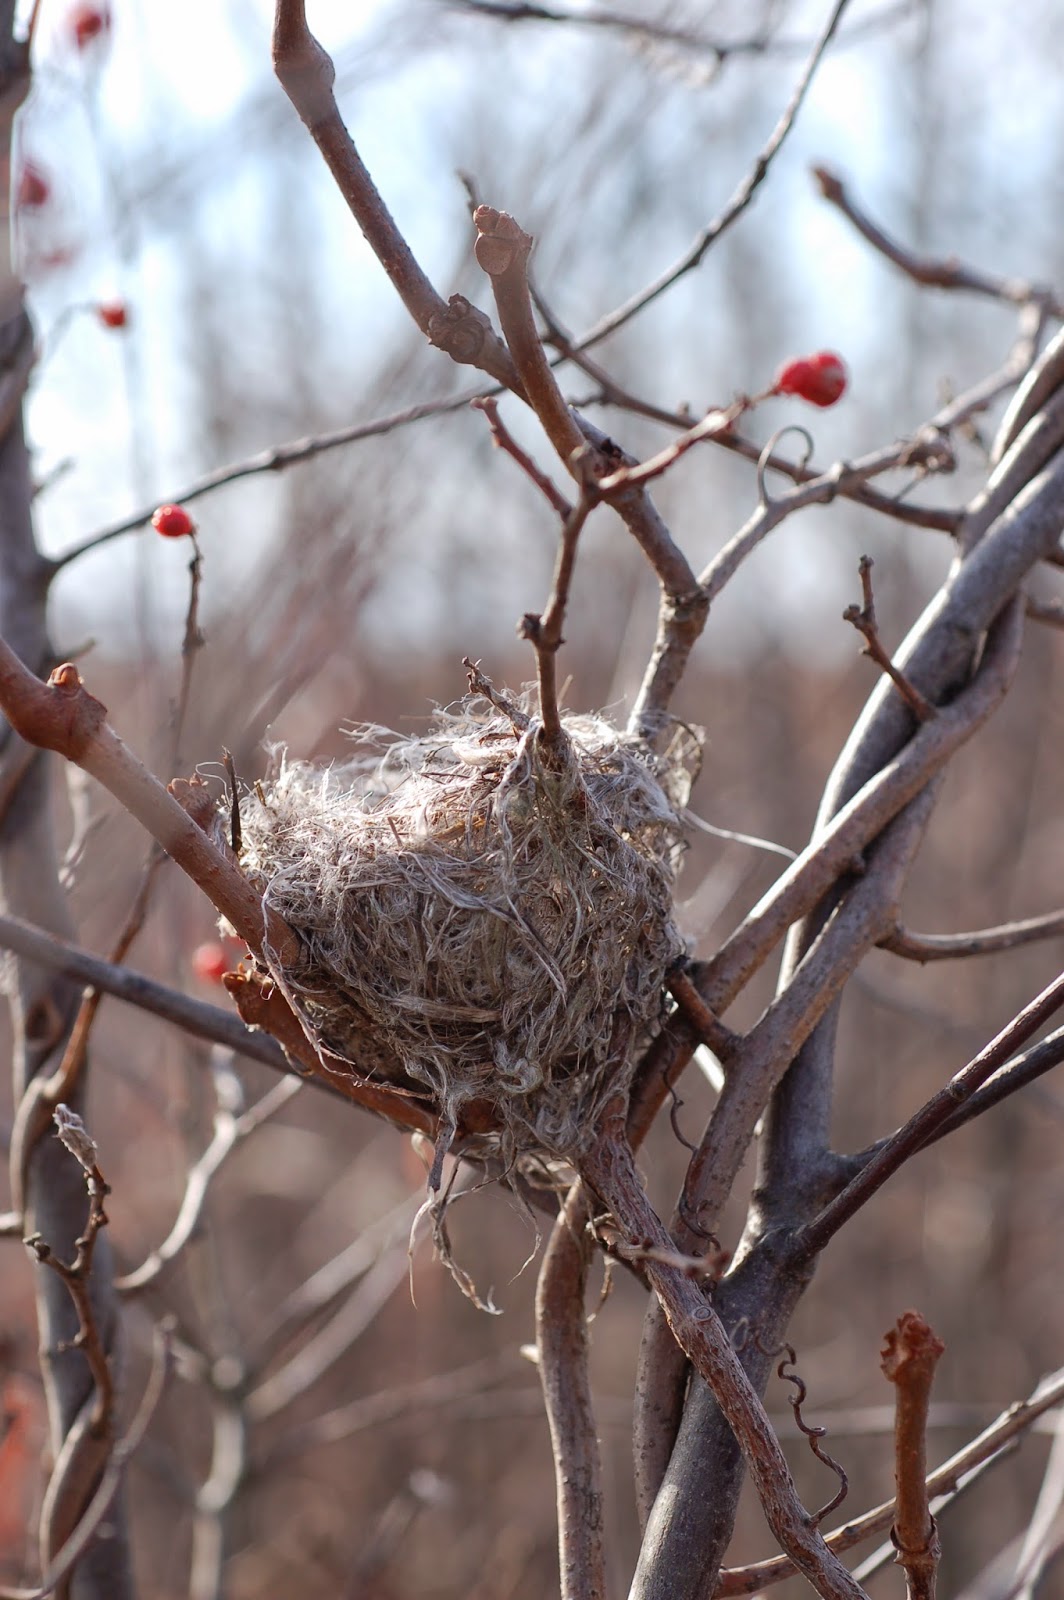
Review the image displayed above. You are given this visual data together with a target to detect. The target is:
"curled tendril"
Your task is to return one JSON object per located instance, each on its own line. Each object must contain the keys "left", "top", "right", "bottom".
{"left": 756, "top": 424, "right": 816, "bottom": 508}
{"left": 773, "top": 1341, "right": 849, "bottom": 1524}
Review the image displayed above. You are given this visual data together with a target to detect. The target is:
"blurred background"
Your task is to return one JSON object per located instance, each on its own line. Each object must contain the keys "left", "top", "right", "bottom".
{"left": 2, "top": 0, "right": 1064, "bottom": 1594}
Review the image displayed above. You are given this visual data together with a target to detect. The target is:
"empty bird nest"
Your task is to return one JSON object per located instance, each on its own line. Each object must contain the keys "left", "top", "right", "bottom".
{"left": 235, "top": 680, "right": 699, "bottom": 1173}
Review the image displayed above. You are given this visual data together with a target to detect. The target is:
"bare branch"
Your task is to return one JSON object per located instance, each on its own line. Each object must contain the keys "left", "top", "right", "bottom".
{"left": 52, "top": 396, "right": 475, "bottom": 572}
{"left": 701, "top": 597, "right": 1022, "bottom": 1013}
{"left": 117, "top": 1073, "right": 303, "bottom": 1296}
{"left": 844, "top": 557, "right": 938, "bottom": 723}
{"left": 519, "top": 488, "right": 597, "bottom": 746}
{"left": 474, "top": 205, "right": 587, "bottom": 467}
{"left": 471, "top": 394, "right": 572, "bottom": 516}
{"left": 794, "top": 966, "right": 1064, "bottom": 1262}
{"left": 573, "top": 0, "right": 856, "bottom": 350}
{"left": 536, "top": 1183, "right": 607, "bottom": 1600}
{"left": 271, "top": 0, "right": 522, "bottom": 393}
{"left": 881, "top": 910, "right": 1064, "bottom": 962}
{"left": 812, "top": 166, "right": 1064, "bottom": 317}
{"left": 0, "top": 910, "right": 296, "bottom": 1078}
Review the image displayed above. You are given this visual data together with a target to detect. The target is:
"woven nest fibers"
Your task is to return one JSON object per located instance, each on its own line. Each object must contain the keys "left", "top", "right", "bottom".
{"left": 236, "top": 696, "right": 698, "bottom": 1162}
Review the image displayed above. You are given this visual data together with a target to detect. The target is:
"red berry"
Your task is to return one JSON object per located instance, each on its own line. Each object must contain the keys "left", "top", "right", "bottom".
{"left": 96, "top": 300, "right": 128, "bottom": 330}
{"left": 16, "top": 162, "right": 50, "bottom": 210}
{"left": 774, "top": 351, "right": 848, "bottom": 408}
{"left": 151, "top": 503, "right": 195, "bottom": 539}
{"left": 69, "top": 4, "right": 111, "bottom": 50}
{"left": 191, "top": 941, "right": 230, "bottom": 984}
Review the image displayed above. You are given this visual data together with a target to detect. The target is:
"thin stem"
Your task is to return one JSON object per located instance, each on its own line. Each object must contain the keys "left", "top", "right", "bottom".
{"left": 794, "top": 966, "right": 1064, "bottom": 1262}
{"left": 881, "top": 1312, "right": 945, "bottom": 1600}
{"left": 536, "top": 1182, "right": 607, "bottom": 1600}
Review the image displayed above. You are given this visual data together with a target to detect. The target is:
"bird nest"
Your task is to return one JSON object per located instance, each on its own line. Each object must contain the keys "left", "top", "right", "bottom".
{"left": 236, "top": 688, "right": 698, "bottom": 1169}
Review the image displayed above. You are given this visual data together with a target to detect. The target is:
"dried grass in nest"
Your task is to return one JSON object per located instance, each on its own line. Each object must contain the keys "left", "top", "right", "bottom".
{"left": 237, "top": 691, "right": 698, "bottom": 1171}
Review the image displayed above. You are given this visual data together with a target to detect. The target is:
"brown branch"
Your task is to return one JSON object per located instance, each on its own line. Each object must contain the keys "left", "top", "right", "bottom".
{"left": 881, "top": 1312, "right": 945, "bottom": 1600}
{"left": 579, "top": 1114, "right": 868, "bottom": 1600}
{"left": 794, "top": 965, "right": 1064, "bottom": 1262}
{"left": 272, "top": 0, "right": 522, "bottom": 395}
{"left": 666, "top": 968, "right": 739, "bottom": 1061}
{"left": 471, "top": 395, "right": 572, "bottom": 516}
{"left": 881, "top": 910, "right": 1064, "bottom": 962}
{"left": 572, "top": 0, "right": 856, "bottom": 350}
{"left": 0, "top": 910, "right": 300, "bottom": 1079}
{"left": 813, "top": 166, "right": 1064, "bottom": 317}
{"left": 844, "top": 558, "right": 937, "bottom": 723}
{"left": 714, "top": 1361, "right": 1064, "bottom": 1595}
{"left": 519, "top": 488, "right": 597, "bottom": 745}
{"left": 172, "top": 534, "right": 205, "bottom": 774}
{"left": 536, "top": 1182, "right": 607, "bottom": 1600}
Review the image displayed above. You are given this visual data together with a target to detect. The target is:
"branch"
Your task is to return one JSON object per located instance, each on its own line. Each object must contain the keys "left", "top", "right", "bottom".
{"left": 0, "top": 910, "right": 298, "bottom": 1079}
{"left": 52, "top": 395, "right": 474, "bottom": 571}
{"left": 116, "top": 1074, "right": 302, "bottom": 1296}
{"left": 24, "top": 1108, "right": 113, "bottom": 1435}
{"left": 881, "top": 910, "right": 1064, "bottom": 962}
{"left": 272, "top": 0, "right": 522, "bottom": 394}
{"left": 843, "top": 557, "right": 937, "bottom": 723}
{"left": 572, "top": 0, "right": 856, "bottom": 350}
{"left": 881, "top": 1313, "right": 945, "bottom": 1600}
{"left": 519, "top": 487, "right": 597, "bottom": 745}
{"left": 812, "top": 166, "right": 1064, "bottom": 317}
{"left": 536, "top": 1182, "right": 607, "bottom": 1600}
{"left": 474, "top": 206, "right": 587, "bottom": 467}
{"left": 793, "top": 965, "right": 1064, "bottom": 1262}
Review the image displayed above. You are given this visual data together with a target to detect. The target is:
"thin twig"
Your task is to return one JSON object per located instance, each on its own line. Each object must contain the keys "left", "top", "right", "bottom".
{"left": 572, "top": 0, "right": 855, "bottom": 351}
{"left": 519, "top": 488, "right": 597, "bottom": 745}
{"left": 51, "top": 396, "right": 476, "bottom": 571}
{"left": 24, "top": 1108, "right": 113, "bottom": 1434}
{"left": 471, "top": 395, "right": 572, "bottom": 516}
{"left": 794, "top": 966, "right": 1064, "bottom": 1262}
{"left": 881, "top": 1312, "right": 945, "bottom": 1600}
{"left": 881, "top": 911, "right": 1064, "bottom": 962}
{"left": 844, "top": 558, "right": 937, "bottom": 723}
{"left": 812, "top": 166, "right": 1064, "bottom": 318}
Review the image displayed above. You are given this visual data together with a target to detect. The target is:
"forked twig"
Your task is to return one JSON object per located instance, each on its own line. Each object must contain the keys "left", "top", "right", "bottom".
{"left": 844, "top": 558, "right": 936, "bottom": 723}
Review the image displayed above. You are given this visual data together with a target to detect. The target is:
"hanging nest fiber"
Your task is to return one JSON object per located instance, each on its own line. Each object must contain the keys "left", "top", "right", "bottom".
{"left": 236, "top": 688, "right": 698, "bottom": 1167}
